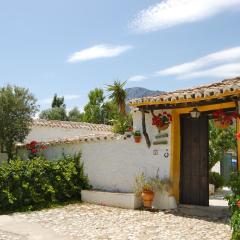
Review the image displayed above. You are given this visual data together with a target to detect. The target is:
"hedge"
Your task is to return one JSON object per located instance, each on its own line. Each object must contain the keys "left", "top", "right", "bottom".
{"left": 226, "top": 172, "right": 240, "bottom": 240}
{"left": 0, "top": 153, "right": 91, "bottom": 212}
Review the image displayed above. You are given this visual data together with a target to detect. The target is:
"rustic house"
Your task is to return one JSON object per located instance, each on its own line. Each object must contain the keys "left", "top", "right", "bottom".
{"left": 16, "top": 77, "right": 240, "bottom": 208}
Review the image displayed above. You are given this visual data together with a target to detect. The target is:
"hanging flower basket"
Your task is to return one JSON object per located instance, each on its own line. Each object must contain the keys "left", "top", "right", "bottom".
{"left": 157, "top": 123, "right": 169, "bottom": 131}
{"left": 152, "top": 111, "right": 172, "bottom": 132}
{"left": 213, "top": 110, "right": 235, "bottom": 129}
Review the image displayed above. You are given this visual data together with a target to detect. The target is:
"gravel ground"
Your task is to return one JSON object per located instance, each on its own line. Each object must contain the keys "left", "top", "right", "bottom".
{"left": 0, "top": 203, "right": 231, "bottom": 240}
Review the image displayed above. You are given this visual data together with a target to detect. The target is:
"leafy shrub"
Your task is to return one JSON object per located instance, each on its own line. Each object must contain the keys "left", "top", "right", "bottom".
{"left": 112, "top": 114, "right": 132, "bottom": 134}
{"left": 226, "top": 172, "right": 240, "bottom": 240}
{"left": 0, "top": 153, "right": 91, "bottom": 212}
{"left": 209, "top": 172, "right": 224, "bottom": 189}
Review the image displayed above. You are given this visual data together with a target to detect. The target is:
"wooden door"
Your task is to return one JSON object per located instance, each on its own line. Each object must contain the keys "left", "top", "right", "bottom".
{"left": 180, "top": 115, "right": 209, "bottom": 206}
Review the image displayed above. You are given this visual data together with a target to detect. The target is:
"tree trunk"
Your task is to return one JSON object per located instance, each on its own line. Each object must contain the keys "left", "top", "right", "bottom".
{"left": 119, "top": 103, "right": 126, "bottom": 115}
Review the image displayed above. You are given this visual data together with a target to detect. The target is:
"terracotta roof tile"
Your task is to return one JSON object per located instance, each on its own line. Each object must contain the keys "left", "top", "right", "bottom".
{"left": 17, "top": 133, "right": 121, "bottom": 147}
{"left": 33, "top": 119, "right": 112, "bottom": 132}
{"left": 129, "top": 77, "right": 240, "bottom": 106}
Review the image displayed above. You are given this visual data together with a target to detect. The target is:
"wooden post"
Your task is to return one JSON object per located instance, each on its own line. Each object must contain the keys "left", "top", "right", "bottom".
{"left": 141, "top": 109, "right": 151, "bottom": 148}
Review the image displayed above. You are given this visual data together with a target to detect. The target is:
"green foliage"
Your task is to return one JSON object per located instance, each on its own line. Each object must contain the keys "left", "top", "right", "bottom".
{"left": 107, "top": 80, "right": 127, "bottom": 115}
{"left": 231, "top": 210, "right": 240, "bottom": 240}
{"left": 51, "top": 94, "right": 66, "bottom": 108}
{"left": 209, "top": 172, "right": 225, "bottom": 189}
{"left": 0, "top": 85, "right": 38, "bottom": 160}
{"left": 226, "top": 172, "right": 240, "bottom": 239}
{"left": 209, "top": 120, "right": 236, "bottom": 170}
{"left": 40, "top": 94, "right": 69, "bottom": 121}
{"left": 83, "top": 88, "right": 118, "bottom": 124}
{"left": 112, "top": 114, "right": 132, "bottom": 134}
{"left": 0, "top": 154, "right": 91, "bottom": 212}
{"left": 229, "top": 172, "right": 240, "bottom": 195}
{"left": 39, "top": 107, "right": 68, "bottom": 121}
{"left": 68, "top": 107, "right": 84, "bottom": 122}
{"left": 133, "top": 130, "right": 141, "bottom": 137}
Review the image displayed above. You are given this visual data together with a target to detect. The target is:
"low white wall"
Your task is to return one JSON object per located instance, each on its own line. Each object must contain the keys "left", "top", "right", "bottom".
{"left": 81, "top": 190, "right": 142, "bottom": 209}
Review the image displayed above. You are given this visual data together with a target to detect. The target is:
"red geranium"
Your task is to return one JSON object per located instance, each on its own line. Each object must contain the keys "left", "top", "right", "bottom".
{"left": 26, "top": 140, "right": 47, "bottom": 159}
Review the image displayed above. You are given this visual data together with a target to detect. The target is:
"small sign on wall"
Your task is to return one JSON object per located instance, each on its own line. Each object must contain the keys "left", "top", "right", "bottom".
{"left": 153, "top": 149, "right": 159, "bottom": 155}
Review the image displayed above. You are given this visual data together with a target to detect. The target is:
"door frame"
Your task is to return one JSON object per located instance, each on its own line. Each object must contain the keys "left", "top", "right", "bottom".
{"left": 179, "top": 113, "right": 209, "bottom": 206}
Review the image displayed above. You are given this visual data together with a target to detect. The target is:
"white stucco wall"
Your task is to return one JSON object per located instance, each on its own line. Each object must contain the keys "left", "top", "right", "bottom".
{"left": 34, "top": 109, "right": 172, "bottom": 193}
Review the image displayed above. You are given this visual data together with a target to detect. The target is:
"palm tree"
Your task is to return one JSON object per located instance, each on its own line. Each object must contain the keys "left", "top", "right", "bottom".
{"left": 107, "top": 80, "right": 127, "bottom": 115}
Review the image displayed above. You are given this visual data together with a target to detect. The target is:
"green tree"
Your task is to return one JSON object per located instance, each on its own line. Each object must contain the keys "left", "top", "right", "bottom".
{"left": 40, "top": 94, "right": 67, "bottom": 121}
{"left": 83, "top": 88, "right": 119, "bottom": 124}
{"left": 68, "top": 107, "right": 84, "bottom": 122}
{"left": 83, "top": 88, "right": 105, "bottom": 124}
{"left": 0, "top": 85, "right": 38, "bottom": 161}
{"left": 107, "top": 80, "right": 127, "bottom": 115}
{"left": 51, "top": 94, "right": 65, "bottom": 108}
{"left": 209, "top": 120, "right": 237, "bottom": 170}
{"left": 39, "top": 107, "right": 68, "bottom": 121}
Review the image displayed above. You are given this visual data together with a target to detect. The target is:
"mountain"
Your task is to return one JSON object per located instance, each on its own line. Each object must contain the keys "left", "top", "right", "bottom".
{"left": 125, "top": 87, "right": 165, "bottom": 101}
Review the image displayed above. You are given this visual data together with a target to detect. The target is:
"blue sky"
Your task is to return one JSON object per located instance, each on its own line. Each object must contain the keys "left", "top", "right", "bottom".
{"left": 1, "top": 0, "right": 240, "bottom": 112}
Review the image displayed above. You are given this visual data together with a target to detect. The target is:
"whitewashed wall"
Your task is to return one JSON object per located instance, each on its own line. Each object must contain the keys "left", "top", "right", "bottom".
{"left": 34, "top": 109, "right": 172, "bottom": 193}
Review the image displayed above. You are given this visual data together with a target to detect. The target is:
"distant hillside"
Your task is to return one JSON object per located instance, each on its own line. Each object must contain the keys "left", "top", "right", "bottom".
{"left": 126, "top": 87, "right": 164, "bottom": 101}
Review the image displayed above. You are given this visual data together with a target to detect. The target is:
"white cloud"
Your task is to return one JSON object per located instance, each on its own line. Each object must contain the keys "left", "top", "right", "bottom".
{"left": 130, "top": 0, "right": 240, "bottom": 33}
{"left": 180, "top": 62, "right": 240, "bottom": 79}
{"left": 128, "top": 75, "right": 148, "bottom": 82}
{"left": 68, "top": 44, "right": 133, "bottom": 62}
{"left": 156, "top": 46, "right": 240, "bottom": 79}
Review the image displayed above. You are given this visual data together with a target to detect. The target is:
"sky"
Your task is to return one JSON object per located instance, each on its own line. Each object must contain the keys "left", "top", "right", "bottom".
{"left": 1, "top": 0, "right": 240, "bottom": 112}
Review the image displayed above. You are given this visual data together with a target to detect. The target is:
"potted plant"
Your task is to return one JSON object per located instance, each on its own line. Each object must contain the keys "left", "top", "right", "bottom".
{"left": 134, "top": 173, "right": 154, "bottom": 208}
{"left": 152, "top": 111, "right": 172, "bottom": 131}
{"left": 133, "top": 130, "right": 142, "bottom": 143}
{"left": 134, "top": 172, "right": 172, "bottom": 209}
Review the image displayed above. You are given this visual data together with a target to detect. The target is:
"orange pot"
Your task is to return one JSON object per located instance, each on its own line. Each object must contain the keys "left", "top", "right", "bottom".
{"left": 141, "top": 190, "right": 154, "bottom": 208}
{"left": 134, "top": 136, "right": 142, "bottom": 143}
{"left": 157, "top": 123, "right": 169, "bottom": 131}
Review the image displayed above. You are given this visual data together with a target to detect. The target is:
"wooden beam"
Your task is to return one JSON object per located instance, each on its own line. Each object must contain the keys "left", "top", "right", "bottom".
{"left": 140, "top": 97, "right": 239, "bottom": 110}
{"left": 141, "top": 109, "right": 151, "bottom": 148}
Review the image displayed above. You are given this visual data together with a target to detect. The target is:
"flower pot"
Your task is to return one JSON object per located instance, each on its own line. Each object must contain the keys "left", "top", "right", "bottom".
{"left": 214, "top": 120, "right": 230, "bottom": 129}
{"left": 134, "top": 136, "right": 142, "bottom": 143}
{"left": 157, "top": 123, "right": 169, "bottom": 131}
{"left": 141, "top": 190, "right": 154, "bottom": 208}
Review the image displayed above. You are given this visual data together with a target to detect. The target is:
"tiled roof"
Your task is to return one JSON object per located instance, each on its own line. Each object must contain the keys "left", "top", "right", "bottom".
{"left": 129, "top": 77, "right": 240, "bottom": 106}
{"left": 17, "top": 133, "right": 121, "bottom": 147}
{"left": 33, "top": 119, "right": 113, "bottom": 132}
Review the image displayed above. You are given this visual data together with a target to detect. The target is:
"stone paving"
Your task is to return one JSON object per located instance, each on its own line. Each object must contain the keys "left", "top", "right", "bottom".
{"left": 0, "top": 203, "right": 231, "bottom": 240}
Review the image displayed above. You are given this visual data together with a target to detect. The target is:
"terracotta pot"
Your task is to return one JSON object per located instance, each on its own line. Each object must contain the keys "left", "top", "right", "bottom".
{"left": 237, "top": 200, "right": 240, "bottom": 208}
{"left": 141, "top": 190, "right": 154, "bottom": 208}
{"left": 157, "top": 123, "right": 169, "bottom": 131}
{"left": 134, "top": 136, "right": 142, "bottom": 143}
{"left": 214, "top": 120, "right": 230, "bottom": 129}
